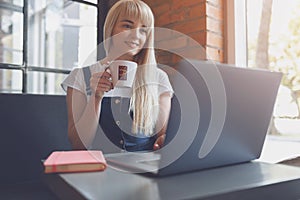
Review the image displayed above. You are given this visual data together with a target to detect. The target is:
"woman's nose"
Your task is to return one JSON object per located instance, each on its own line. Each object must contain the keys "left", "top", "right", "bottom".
{"left": 130, "top": 28, "right": 141, "bottom": 39}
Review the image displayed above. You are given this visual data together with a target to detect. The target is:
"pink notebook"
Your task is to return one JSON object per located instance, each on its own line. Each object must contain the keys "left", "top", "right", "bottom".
{"left": 44, "top": 150, "right": 107, "bottom": 173}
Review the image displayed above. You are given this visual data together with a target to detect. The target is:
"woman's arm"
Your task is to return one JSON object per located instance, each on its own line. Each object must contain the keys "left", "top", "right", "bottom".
{"left": 66, "top": 88, "right": 102, "bottom": 149}
{"left": 66, "top": 70, "right": 113, "bottom": 149}
{"left": 153, "top": 92, "right": 172, "bottom": 150}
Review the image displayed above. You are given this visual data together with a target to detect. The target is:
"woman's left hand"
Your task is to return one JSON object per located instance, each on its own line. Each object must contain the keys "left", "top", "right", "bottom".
{"left": 153, "top": 134, "right": 166, "bottom": 150}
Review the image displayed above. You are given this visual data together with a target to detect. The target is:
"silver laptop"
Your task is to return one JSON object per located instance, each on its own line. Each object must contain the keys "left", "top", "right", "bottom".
{"left": 106, "top": 59, "right": 282, "bottom": 176}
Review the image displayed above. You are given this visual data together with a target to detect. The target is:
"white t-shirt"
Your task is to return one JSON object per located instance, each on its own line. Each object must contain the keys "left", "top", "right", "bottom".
{"left": 61, "top": 62, "right": 174, "bottom": 98}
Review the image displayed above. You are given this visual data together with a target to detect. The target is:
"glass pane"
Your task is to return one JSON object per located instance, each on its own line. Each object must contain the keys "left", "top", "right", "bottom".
{"left": 247, "top": 0, "right": 300, "bottom": 137}
{"left": 0, "top": 8, "right": 23, "bottom": 65}
{"left": 1, "top": 0, "right": 23, "bottom": 7}
{"left": 27, "top": 0, "right": 97, "bottom": 70}
{"left": 0, "top": 68, "right": 22, "bottom": 93}
{"left": 27, "top": 71, "right": 68, "bottom": 95}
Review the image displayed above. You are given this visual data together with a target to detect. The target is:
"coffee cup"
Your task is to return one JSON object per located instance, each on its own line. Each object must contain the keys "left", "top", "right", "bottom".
{"left": 109, "top": 60, "right": 137, "bottom": 88}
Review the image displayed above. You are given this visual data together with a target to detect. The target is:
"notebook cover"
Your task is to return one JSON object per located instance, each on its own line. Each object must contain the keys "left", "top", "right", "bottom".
{"left": 44, "top": 150, "right": 107, "bottom": 173}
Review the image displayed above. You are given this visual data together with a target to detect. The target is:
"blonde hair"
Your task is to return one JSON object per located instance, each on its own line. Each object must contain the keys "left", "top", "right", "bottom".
{"left": 103, "top": 0, "right": 159, "bottom": 136}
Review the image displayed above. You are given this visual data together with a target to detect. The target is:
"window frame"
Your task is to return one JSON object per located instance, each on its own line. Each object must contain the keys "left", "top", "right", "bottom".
{"left": 225, "top": 0, "right": 247, "bottom": 67}
{"left": 0, "top": 0, "right": 108, "bottom": 93}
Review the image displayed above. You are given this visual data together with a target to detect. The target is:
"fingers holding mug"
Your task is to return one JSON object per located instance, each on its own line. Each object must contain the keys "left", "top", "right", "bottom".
{"left": 90, "top": 71, "right": 113, "bottom": 97}
{"left": 98, "top": 74, "right": 113, "bottom": 92}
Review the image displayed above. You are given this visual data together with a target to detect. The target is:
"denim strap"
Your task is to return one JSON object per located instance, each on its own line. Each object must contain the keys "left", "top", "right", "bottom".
{"left": 82, "top": 66, "right": 92, "bottom": 96}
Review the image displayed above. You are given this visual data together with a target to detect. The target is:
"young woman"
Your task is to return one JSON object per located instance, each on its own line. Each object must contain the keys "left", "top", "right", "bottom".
{"left": 61, "top": 0, "right": 173, "bottom": 152}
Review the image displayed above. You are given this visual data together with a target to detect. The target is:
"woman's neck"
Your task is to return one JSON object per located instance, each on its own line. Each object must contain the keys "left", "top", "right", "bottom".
{"left": 106, "top": 50, "right": 135, "bottom": 62}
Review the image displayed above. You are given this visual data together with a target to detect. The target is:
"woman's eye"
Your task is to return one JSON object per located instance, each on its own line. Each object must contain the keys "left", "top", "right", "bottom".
{"left": 123, "top": 24, "right": 132, "bottom": 29}
{"left": 140, "top": 28, "right": 148, "bottom": 34}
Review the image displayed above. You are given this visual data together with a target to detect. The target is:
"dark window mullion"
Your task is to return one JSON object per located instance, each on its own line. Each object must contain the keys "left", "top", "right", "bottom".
{"left": 28, "top": 66, "right": 71, "bottom": 74}
{"left": 22, "top": 0, "right": 28, "bottom": 93}
{"left": 97, "top": 0, "right": 108, "bottom": 60}
{"left": 0, "top": 63, "right": 23, "bottom": 70}
{"left": 0, "top": 63, "right": 70, "bottom": 74}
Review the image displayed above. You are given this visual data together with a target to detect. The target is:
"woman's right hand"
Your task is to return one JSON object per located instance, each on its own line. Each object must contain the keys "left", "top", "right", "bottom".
{"left": 90, "top": 69, "right": 113, "bottom": 99}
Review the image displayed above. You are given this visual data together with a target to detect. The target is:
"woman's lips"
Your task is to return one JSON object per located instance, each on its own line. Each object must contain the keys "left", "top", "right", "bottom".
{"left": 125, "top": 41, "right": 139, "bottom": 48}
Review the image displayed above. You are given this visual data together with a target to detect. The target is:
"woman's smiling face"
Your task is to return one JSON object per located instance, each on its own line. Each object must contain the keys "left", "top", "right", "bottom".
{"left": 110, "top": 14, "right": 148, "bottom": 60}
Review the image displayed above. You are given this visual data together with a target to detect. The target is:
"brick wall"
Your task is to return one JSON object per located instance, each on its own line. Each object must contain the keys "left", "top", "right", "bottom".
{"left": 107, "top": 0, "right": 224, "bottom": 66}
{"left": 143, "top": 0, "right": 224, "bottom": 66}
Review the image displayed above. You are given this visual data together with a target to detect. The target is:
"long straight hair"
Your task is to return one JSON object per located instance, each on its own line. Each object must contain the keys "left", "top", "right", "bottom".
{"left": 103, "top": 0, "right": 159, "bottom": 136}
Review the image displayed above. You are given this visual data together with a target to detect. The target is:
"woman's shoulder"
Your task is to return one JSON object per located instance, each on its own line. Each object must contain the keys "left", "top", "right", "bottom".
{"left": 61, "top": 62, "right": 105, "bottom": 91}
{"left": 66, "top": 62, "right": 105, "bottom": 79}
{"left": 70, "top": 62, "right": 105, "bottom": 73}
{"left": 66, "top": 66, "right": 83, "bottom": 79}
{"left": 156, "top": 66, "right": 174, "bottom": 95}
{"left": 156, "top": 67, "right": 169, "bottom": 79}
{"left": 156, "top": 66, "right": 174, "bottom": 86}
{"left": 88, "top": 62, "right": 106, "bottom": 73}
{"left": 71, "top": 61, "right": 105, "bottom": 70}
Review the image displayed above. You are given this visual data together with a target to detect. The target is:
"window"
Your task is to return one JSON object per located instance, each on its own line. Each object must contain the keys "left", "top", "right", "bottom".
{"left": 0, "top": 0, "right": 105, "bottom": 94}
{"left": 0, "top": 0, "right": 23, "bottom": 93}
{"left": 227, "top": 0, "right": 300, "bottom": 138}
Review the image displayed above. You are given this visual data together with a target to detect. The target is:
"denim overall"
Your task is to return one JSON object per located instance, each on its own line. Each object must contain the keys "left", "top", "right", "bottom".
{"left": 83, "top": 67, "right": 156, "bottom": 152}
